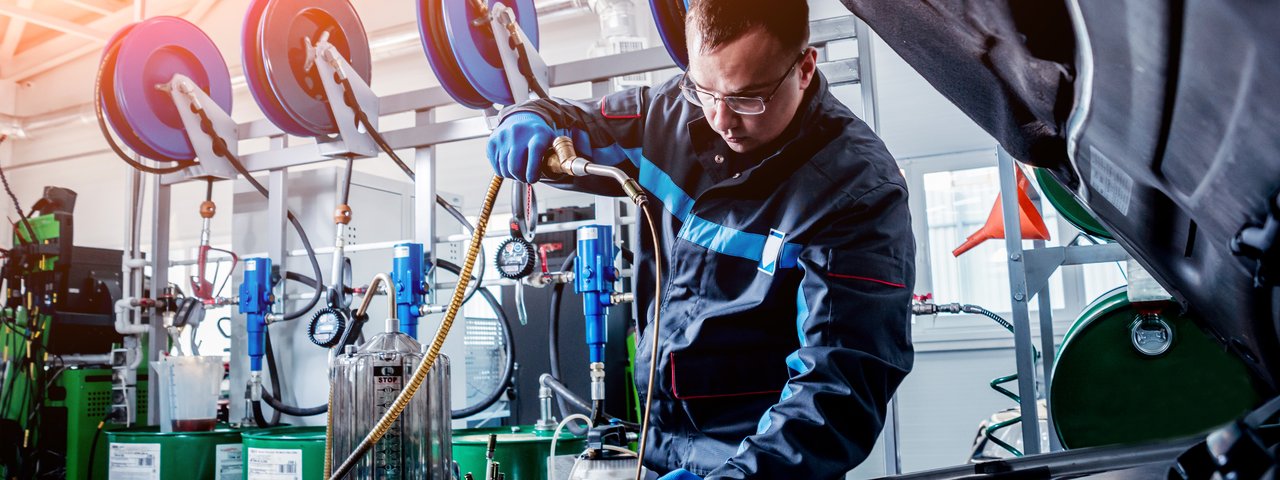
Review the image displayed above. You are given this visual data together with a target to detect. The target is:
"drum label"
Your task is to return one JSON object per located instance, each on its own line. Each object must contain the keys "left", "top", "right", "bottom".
{"left": 108, "top": 443, "right": 161, "bottom": 480}
{"left": 215, "top": 443, "right": 243, "bottom": 480}
{"left": 247, "top": 447, "right": 302, "bottom": 480}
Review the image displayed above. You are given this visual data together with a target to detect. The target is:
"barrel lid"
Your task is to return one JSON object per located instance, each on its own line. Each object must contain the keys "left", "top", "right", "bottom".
{"left": 107, "top": 425, "right": 241, "bottom": 439}
{"left": 453, "top": 426, "right": 580, "bottom": 444}
{"left": 241, "top": 425, "right": 327, "bottom": 441}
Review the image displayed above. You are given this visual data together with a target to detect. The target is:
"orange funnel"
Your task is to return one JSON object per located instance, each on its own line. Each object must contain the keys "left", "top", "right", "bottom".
{"left": 952, "top": 168, "right": 1050, "bottom": 257}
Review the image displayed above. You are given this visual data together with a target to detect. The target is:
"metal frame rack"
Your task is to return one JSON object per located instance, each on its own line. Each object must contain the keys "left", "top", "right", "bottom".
{"left": 994, "top": 148, "right": 1129, "bottom": 455}
{"left": 116, "top": 13, "right": 878, "bottom": 434}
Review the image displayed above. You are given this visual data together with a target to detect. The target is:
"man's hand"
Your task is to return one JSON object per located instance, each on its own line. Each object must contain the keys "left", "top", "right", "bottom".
{"left": 486, "top": 112, "right": 556, "bottom": 184}
{"left": 658, "top": 469, "right": 702, "bottom": 480}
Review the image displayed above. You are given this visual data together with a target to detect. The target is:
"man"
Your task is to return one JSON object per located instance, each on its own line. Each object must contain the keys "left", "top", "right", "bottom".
{"left": 486, "top": 0, "right": 914, "bottom": 477}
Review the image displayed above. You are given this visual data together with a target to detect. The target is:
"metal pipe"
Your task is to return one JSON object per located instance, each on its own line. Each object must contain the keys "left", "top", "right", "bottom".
{"left": 354, "top": 273, "right": 397, "bottom": 332}
{"left": 55, "top": 353, "right": 113, "bottom": 365}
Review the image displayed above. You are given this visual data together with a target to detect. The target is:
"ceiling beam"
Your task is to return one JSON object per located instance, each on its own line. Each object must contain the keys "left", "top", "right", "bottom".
{"left": 59, "top": 0, "right": 114, "bottom": 16}
{"left": 0, "top": 1, "right": 192, "bottom": 81}
{"left": 0, "top": 0, "right": 36, "bottom": 67}
{"left": 0, "top": 2, "right": 111, "bottom": 42}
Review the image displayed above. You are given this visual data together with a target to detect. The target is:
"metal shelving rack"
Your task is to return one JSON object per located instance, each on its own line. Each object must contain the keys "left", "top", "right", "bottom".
{"left": 119, "top": 14, "right": 876, "bottom": 429}
{"left": 995, "top": 148, "right": 1129, "bottom": 455}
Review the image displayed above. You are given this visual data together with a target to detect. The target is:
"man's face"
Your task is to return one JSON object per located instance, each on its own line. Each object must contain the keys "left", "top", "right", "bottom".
{"left": 685, "top": 28, "right": 817, "bottom": 154}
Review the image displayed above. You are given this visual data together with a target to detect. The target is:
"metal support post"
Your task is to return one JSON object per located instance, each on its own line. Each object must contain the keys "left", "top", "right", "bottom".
{"left": 1025, "top": 184, "right": 1062, "bottom": 453}
{"left": 415, "top": 108, "right": 438, "bottom": 303}
{"left": 884, "top": 395, "right": 902, "bottom": 475}
{"left": 267, "top": 169, "right": 289, "bottom": 314}
{"left": 147, "top": 176, "right": 171, "bottom": 424}
{"left": 997, "top": 147, "right": 1042, "bottom": 455}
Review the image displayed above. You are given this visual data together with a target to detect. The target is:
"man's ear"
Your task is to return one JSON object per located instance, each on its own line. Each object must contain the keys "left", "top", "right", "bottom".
{"left": 797, "top": 47, "right": 819, "bottom": 90}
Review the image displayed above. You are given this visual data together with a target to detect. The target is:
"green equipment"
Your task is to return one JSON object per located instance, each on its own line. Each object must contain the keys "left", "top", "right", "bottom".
{"left": 1, "top": 187, "right": 137, "bottom": 478}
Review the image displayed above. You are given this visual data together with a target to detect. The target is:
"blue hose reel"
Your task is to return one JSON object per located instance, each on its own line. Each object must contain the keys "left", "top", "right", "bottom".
{"left": 649, "top": 0, "right": 690, "bottom": 70}
{"left": 242, "top": 0, "right": 372, "bottom": 137}
{"left": 97, "top": 16, "right": 233, "bottom": 164}
{"left": 418, "top": 0, "right": 542, "bottom": 109}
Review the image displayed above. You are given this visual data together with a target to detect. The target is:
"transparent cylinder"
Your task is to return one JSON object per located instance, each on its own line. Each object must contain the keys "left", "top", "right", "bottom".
{"left": 330, "top": 330, "right": 453, "bottom": 479}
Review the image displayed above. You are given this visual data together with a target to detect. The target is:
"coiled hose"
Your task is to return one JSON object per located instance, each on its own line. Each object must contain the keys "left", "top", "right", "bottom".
{"left": 327, "top": 175, "right": 503, "bottom": 480}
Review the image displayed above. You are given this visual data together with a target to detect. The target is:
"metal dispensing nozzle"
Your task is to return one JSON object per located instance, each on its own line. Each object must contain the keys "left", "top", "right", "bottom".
{"left": 543, "top": 136, "right": 646, "bottom": 205}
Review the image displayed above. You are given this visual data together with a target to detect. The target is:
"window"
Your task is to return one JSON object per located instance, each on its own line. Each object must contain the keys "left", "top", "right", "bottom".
{"left": 922, "top": 166, "right": 1065, "bottom": 313}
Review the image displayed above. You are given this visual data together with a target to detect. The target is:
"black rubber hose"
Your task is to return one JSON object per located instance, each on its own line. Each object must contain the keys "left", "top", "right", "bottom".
{"left": 539, "top": 374, "right": 640, "bottom": 431}
{"left": 213, "top": 130, "right": 323, "bottom": 322}
{"left": 336, "top": 75, "right": 489, "bottom": 305}
{"left": 252, "top": 400, "right": 271, "bottom": 428}
{"left": 541, "top": 374, "right": 590, "bottom": 413}
{"left": 549, "top": 254, "right": 575, "bottom": 418}
{"left": 85, "top": 415, "right": 107, "bottom": 480}
{"left": 261, "top": 328, "right": 328, "bottom": 417}
{"left": 436, "top": 259, "right": 515, "bottom": 419}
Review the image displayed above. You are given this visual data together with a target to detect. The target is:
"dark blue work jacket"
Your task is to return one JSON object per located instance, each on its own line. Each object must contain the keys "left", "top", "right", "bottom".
{"left": 504, "top": 73, "right": 915, "bottom": 479}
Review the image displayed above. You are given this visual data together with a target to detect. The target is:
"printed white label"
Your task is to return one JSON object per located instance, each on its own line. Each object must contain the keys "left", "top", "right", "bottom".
{"left": 578, "top": 227, "right": 599, "bottom": 241}
{"left": 108, "top": 443, "right": 161, "bottom": 480}
{"left": 1088, "top": 145, "right": 1133, "bottom": 216}
{"left": 215, "top": 444, "right": 243, "bottom": 480}
{"left": 394, "top": 245, "right": 411, "bottom": 258}
{"left": 246, "top": 261, "right": 257, "bottom": 271}
{"left": 247, "top": 447, "right": 302, "bottom": 480}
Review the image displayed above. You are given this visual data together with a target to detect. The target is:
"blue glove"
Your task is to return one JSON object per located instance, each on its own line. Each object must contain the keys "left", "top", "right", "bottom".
{"left": 658, "top": 469, "right": 702, "bottom": 480}
{"left": 486, "top": 112, "right": 555, "bottom": 184}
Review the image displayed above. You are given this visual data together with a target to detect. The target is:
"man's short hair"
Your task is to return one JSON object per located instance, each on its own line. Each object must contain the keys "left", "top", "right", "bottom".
{"left": 685, "top": 0, "right": 810, "bottom": 55}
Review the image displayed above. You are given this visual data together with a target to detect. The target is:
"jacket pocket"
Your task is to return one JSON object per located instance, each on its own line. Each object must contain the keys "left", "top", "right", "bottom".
{"left": 825, "top": 249, "right": 908, "bottom": 289}
{"left": 670, "top": 348, "right": 790, "bottom": 436}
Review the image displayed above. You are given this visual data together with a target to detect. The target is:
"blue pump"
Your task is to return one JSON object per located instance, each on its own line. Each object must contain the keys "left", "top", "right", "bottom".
{"left": 575, "top": 225, "right": 618, "bottom": 364}
{"left": 239, "top": 257, "right": 272, "bottom": 372}
{"left": 392, "top": 242, "right": 428, "bottom": 338}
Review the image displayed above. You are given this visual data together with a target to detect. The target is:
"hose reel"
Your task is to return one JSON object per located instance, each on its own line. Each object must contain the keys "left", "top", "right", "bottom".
{"left": 97, "top": 16, "right": 237, "bottom": 177}
{"left": 418, "top": 0, "right": 543, "bottom": 109}
{"left": 649, "top": 0, "right": 690, "bottom": 70}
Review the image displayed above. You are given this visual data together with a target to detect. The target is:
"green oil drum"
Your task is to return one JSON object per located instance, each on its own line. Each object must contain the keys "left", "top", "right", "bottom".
{"left": 1051, "top": 287, "right": 1264, "bottom": 449}
{"left": 241, "top": 426, "right": 327, "bottom": 480}
{"left": 1034, "top": 168, "right": 1113, "bottom": 239}
{"left": 105, "top": 426, "right": 243, "bottom": 480}
{"left": 453, "top": 425, "right": 587, "bottom": 480}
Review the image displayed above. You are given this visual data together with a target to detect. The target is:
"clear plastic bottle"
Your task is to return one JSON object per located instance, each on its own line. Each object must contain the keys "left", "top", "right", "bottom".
{"left": 330, "top": 325, "right": 452, "bottom": 479}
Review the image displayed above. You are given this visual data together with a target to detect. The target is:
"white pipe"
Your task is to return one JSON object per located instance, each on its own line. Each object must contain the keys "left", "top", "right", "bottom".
{"left": 114, "top": 298, "right": 149, "bottom": 335}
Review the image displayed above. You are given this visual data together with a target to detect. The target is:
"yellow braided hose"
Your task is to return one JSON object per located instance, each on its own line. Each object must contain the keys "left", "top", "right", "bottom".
{"left": 329, "top": 175, "right": 503, "bottom": 480}
{"left": 324, "top": 380, "right": 334, "bottom": 478}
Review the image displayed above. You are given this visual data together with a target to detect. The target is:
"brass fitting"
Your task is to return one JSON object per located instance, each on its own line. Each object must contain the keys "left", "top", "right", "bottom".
{"left": 199, "top": 201, "right": 216, "bottom": 219}
{"left": 334, "top": 204, "right": 352, "bottom": 225}
{"left": 542, "top": 136, "right": 579, "bottom": 176}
